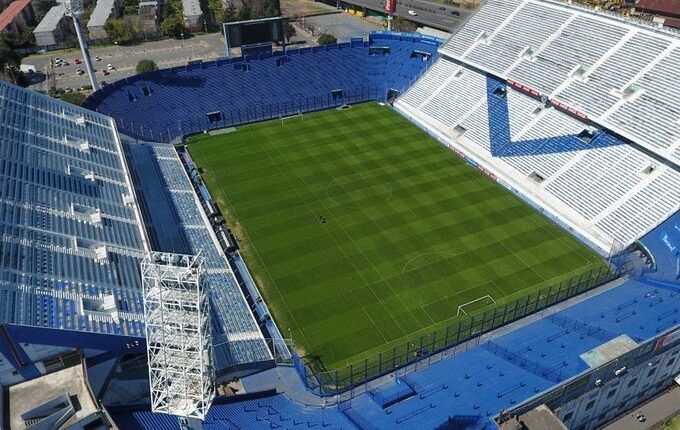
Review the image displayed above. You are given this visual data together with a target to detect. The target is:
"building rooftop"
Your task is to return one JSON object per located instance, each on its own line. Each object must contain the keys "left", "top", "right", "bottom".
{"left": 9, "top": 363, "right": 99, "bottom": 429}
{"left": 87, "top": 0, "right": 117, "bottom": 28}
{"left": 0, "top": 0, "right": 31, "bottom": 32}
{"left": 635, "top": 0, "right": 680, "bottom": 18}
{"left": 182, "top": 0, "right": 201, "bottom": 19}
{"left": 33, "top": 1, "right": 65, "bottom": 33}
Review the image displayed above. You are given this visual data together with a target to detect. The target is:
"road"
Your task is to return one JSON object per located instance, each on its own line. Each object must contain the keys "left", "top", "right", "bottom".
{"left": 348, "top": 0, "right": 469, "bottom": 31}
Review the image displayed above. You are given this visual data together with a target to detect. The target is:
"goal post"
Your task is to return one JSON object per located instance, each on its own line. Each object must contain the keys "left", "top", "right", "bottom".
{"left": 280, "top": 111, "right": 304, "bottom": 126}
{"left": 457, "top": 294, "right": 496, "bottom": 317}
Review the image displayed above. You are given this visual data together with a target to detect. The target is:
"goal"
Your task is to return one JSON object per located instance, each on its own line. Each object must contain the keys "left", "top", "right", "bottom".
{"left": 280, "top": 111, "right": 304, "bottom": 126}
{"left": 457, "top": 294, "right": 496, "bottom": 317}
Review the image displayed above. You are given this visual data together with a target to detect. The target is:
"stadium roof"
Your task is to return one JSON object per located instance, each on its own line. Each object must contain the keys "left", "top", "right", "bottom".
{"left": 0, "top": 80, "right": 271, "bottom": 369}
{"left": 33, "top": 1, "right": 65, "bottom": 34}
{"left": 87, "top": 0, "right": 117, "bottom": 28}
{"left": 0, "top": 0, "right": 31, "bottom": 32}
{"left": 0, "top": 80, "right": 149, "bottom": 339}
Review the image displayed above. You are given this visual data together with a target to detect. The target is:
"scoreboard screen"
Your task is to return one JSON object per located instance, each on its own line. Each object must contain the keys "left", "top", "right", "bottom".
{"left": 223, "top": 17, "right": 285, "bottom": 49}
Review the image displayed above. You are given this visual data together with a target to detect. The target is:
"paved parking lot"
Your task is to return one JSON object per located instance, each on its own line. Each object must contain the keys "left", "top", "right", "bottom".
{"left": 24, "top": 33, "right": 228, "bottom": 92}
{"left": 301, "top": 12, "right": 383, "bottom": 41}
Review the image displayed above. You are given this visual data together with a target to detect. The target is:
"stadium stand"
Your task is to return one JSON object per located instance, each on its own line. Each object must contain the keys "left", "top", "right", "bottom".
{"left": 103, "top": 272, "right": 680, "bottom": 430}
{"left": 0, "top": 80, "right": 149, "bottom": 383}
{"left": 2, "top": 3, "right": 679, "bottom": 427}
{"left": 437, "top": 0, "right": 680, "bottom": 166}
{"left": 82, "top": 33, "right": 441, "bottom": 142}
{"left": 639, "top": 211, "right": 680, "bottom": 282}
{"left": 125, "top": 141, "right": 271, "bottom": 368}
{"left": 396, "top": 65, "right": 680, "bottom": 252}
{"left": 0, "top": 81, "right": 148, "bottom": 333}
{"left": 0, "top": 79, "right": 270, "bottom": 384}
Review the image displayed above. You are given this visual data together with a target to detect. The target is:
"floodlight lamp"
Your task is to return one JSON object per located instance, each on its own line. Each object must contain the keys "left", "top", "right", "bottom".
{"left": 64, "top": 0, "right": 84, "bottom": 18}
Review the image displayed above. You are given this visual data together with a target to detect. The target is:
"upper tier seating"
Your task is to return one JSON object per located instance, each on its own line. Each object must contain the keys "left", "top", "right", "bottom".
{"left": 0, "top": 80, "right": 270, "bottom": 369}
{"left": 439, "top": 0, "right": 680, "bottom": 165}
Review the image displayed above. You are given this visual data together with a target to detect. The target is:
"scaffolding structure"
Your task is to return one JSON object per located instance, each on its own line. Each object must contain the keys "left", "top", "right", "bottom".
{"left": 142, "top": 252, "right": 215, "bottom": 421}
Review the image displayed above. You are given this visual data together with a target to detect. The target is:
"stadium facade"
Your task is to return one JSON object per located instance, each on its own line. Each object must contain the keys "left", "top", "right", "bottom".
{"left": 0, "top": 1, "right": 679, "bottom": 429}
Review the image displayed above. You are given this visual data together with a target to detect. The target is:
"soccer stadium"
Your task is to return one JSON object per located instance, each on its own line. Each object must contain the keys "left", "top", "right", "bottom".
{"left": 1, "top": 0, "right": 680, "bottom": 429}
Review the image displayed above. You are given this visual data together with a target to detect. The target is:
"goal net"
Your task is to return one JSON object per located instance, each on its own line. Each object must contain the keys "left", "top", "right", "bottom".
{"left": 280, "top": 111, "right": 304, "bottom": 126}
{"left": 457, "top": 294, "right": 496, "bottom": 317}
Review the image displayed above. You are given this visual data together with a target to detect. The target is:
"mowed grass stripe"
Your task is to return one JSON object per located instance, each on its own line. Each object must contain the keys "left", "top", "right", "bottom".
{"left": 188, "top": 103, "right": 605, "bottom": 368}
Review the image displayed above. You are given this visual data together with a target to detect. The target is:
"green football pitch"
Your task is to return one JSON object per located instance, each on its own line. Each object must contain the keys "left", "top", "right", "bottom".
{"left": 188, "top": 103, "right": 604, "bottom": 369}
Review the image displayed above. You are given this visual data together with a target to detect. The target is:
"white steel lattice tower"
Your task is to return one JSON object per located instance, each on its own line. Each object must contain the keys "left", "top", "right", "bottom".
{"left": 142, "top": 252, "right": 215, "bottom": 421}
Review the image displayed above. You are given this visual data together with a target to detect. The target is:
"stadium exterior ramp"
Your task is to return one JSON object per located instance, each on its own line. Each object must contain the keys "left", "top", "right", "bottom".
{"left": 395, "top": 18, "right": 680, "bottom": 253}
{"left": 0, "top": 80, "right": 149, "bottom": 385}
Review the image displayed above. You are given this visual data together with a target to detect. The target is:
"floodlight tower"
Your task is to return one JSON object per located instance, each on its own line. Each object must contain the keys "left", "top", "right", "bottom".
{"left": 142, "top": 252, "right": 215, "bottom": 428}
{"left": 64, "top": 0, "right": 98, "bottom": 90}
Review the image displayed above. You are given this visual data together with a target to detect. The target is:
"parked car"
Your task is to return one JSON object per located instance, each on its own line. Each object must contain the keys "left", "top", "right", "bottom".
{"left": 106, "top": 63, "right": 115, "bottom": 70}
{"left": 76, "top": 69, "right": 84, "bottom": 75}
{"left": 94, "top": 56, "right": 102, "bottom": 62}
{"left": 74, "top": 59, "right": 82, "bottom": 64}
{"left": 103, "top": 70, "right": 110, "bottom": 76}
{"left": 408, "top": 10, "right": 417, "bottom": 15}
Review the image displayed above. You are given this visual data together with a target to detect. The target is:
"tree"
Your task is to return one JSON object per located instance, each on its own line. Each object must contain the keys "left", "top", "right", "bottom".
{"left": 222, "top": 3, "right": 237, "bottom": 22}
{"left": 392, "top": 17, "right": 418, "bottom": 32}
{"left": 263, "top": 0, "right": 280, "bottom": 17}
{"left": 123, "top": 0, "right": 140, "bottom": 15}
{"left": 60, "top": 92, "right": 86, "bottom": 105}
{"left": 0, "top": 38, "right": 22, "bottom": 85}
{"left": 317, "top": 33, "right": 337, "bottom": 46}
{"left": 104, "top": 18, "right": 136, "bottom": 44}
{"left": 162, "top": 15, "right": 186, "bottom": 38}
{"left": 136, "top": 59, "right": 158, "bottom": 74}
{"left": 284, "top": 22, "right": 296, "bottom": 43}
{"left": 236, "top": 2, "right": 252, "bottom": 20}
{"left": 136, "top": 59, "right": 158, "bottom": 75}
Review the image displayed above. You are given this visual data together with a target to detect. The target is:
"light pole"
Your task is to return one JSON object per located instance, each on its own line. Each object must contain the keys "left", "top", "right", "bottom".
{"left": 64, "top": 0, "right": 98, "bottom": 90}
